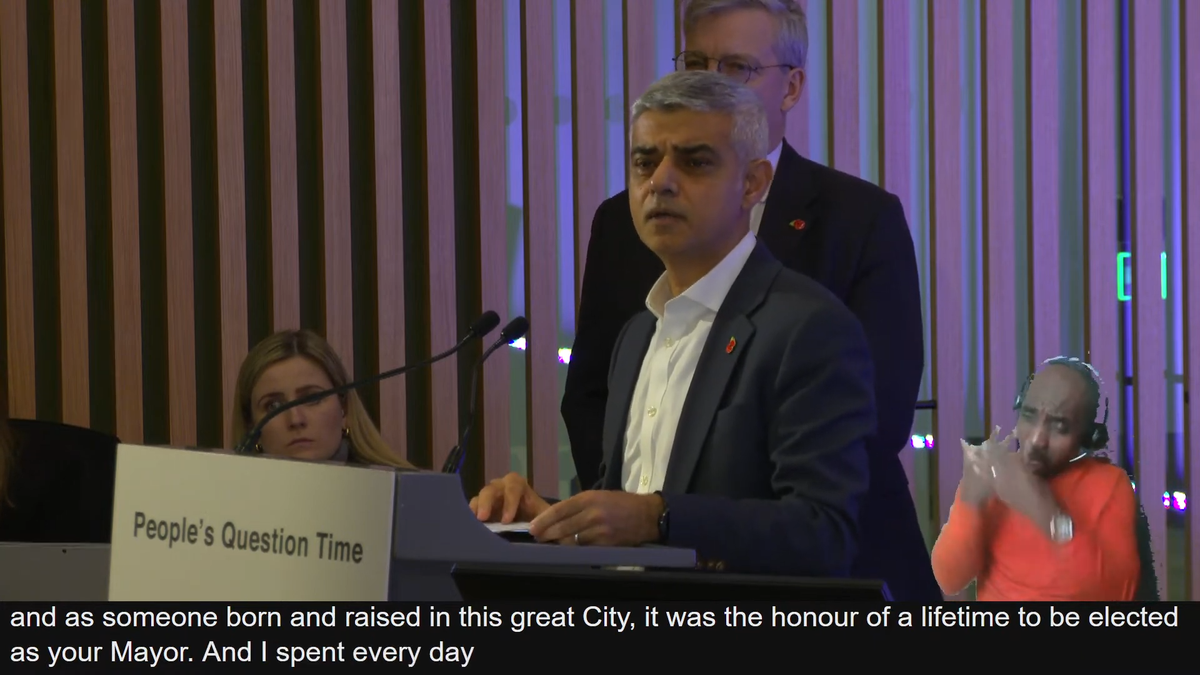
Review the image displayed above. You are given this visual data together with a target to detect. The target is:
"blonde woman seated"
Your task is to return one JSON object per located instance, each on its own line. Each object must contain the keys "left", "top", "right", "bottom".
{"left": 231, "top": 329, "right": 415, "bottom": 469}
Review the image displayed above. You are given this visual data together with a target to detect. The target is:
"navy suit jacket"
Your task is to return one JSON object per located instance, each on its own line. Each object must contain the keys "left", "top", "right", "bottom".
{"left": 597, "top": 242, "right": 875, "bottom": 577}
{"left": 566, "top": 141, "right": 940, "bottom": 598}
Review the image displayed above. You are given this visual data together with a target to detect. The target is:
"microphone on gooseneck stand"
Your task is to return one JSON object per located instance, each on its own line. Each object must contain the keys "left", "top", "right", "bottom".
{"left": 441, "top": 316, "right": 530, "bottom": 474}
{"left": 233, "top": 311, "right": 501, "bottom": 456}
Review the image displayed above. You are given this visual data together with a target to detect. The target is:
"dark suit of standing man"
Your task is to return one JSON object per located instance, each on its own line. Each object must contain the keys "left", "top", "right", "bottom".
{"left": 561, "top": 0, "right": 940, "bottom": 600}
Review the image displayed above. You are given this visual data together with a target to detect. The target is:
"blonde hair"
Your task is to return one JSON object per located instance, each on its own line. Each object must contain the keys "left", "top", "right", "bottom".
{"left": 231, "top": 329, "right": 415, "bottom": 470}
{"left": 683, "top": 0, "right": 809, "bottom": 69}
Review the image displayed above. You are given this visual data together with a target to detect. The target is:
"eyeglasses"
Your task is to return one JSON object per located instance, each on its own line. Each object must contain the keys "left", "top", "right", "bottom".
{"left": 673, "top": 51, "right": 794, "bottom": 83}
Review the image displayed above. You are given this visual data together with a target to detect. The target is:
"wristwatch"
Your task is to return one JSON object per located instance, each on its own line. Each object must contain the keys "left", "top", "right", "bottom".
{"left": 654, "top": 491, "right": 670, "bottom": 543}
{"left": 1050, "top": 512, "right": 1074, "bottom": 544}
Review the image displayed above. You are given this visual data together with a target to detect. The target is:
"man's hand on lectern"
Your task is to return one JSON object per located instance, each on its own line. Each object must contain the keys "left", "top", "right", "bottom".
{"left": 530, "top": 490, "right": 663, "bottom": 547}
{"left": 470, "top": 472, "right": 551, "bottom": 524}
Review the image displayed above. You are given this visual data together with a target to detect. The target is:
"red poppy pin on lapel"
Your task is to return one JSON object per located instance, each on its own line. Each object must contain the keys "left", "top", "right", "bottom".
{"left": 726, "top": 337, "right": 737, "bottom": 354}
{"left": 790, "top": 219, "right": 806, "bottom": 231}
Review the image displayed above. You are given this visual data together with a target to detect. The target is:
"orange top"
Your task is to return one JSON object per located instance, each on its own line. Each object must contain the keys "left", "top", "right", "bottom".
{"left": 931, "top": 458, "right": 1140, "bottom": 602}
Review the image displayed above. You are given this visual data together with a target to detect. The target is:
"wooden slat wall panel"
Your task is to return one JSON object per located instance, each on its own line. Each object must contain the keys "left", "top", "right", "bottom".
{"left": 160, "top": 1, "right": 198, "bottom": 446}
{"left": 879, "top": 0, "right": 914, "bottom": 492}
{"left": 1, "top": 0, "right": 36, "bottom": 419}
{"left": 624, "top": 0, "right": 657, "bottom": 153}
{"left": 476, "top": 0, "right": 510, "bottom": 479}
{"left": 572, "top": 0, "right": 606, "bottom": 305}
{"left": 106, "top": 0, "right": 143, "bottom": 442}
{"left": 983, "top": 0, "right": 1018, "bottom": 454}
{"left": 52, "top": 0, "right": 89, "bottom": 427}
{"left": 1182, "top": 0, "right": 1200, "bottom": 601}
{"left": 370, "top": 0, "right": 406, "bottom": 459}
{"left": 675, "top": 0, "right": 683, "bottom": 56}
{"left": 782, "top": 0, "right": 811, "bottom": 158}
{"left": 783, "top": 0, "right": 809, "bottom": 157}
{"left": 1082, "top": 1, "right": 1119, "bottom": 464}
{"left": 1028, "top": 0, "right": 1060, "bottom": 362}
{"left": 422, "top": 0, "right": 459, "bottom": 470}
{"left": 521, "top": 0, "right": 560, "bottom": 495}
{"left": 930, "top": 1, "right": 964, "bottom": 526}
{"left": 1131, "top": 0, "right": 1168, "bottom": 597}
{"left": 213, "top": 0, "right": 249, "bottom": 448}
{"left": 829, "top": 0, "right": 858, "bottom": 173}
{"left": 316, "top": 0, "right": 354, "bottom": 371}
{"left": 265, "top": 0, "right": 300, "bottom": 331}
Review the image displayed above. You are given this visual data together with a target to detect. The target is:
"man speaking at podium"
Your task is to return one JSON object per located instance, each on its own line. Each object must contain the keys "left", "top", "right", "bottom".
{"left": 471, "top": 70, "right": 875, "bottom": 578}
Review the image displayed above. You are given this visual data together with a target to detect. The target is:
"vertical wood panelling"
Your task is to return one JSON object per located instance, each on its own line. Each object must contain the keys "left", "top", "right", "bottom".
{"left": 624, "top": 0, "right": 657, "bottom": 154}
{"left": 1130, "top": 0, "right": 1168, "bottom": 596}
{"left": 476, "top": 0, "right": 510, "bottom": 479}
{"left": 675, "top": 0, "right": 683, "bottom": 56}
{"left": 265, "top": 0, "right": 300, "bottom": 331}
{"left": 1182, "top": 0, "right": 1200, "bottom": 600}
{"left": 370, "top": 0, "right": 407, "bottom": 459}
{"left": 0, "top": 0, "right": 37, "bottom": 419}
{"left": 1082, "top": 0, "right": 1119, "bottom": 464}
{"left": 316, "top": 0, "right": 354, "bottom": 371}
{"left": 52, "top": 0, "right": 89, "bottom": 426}
{"left": 572, "top": 0, "right": 606, "bottom": 305}
{"left": 1028, "top": 0, "right": 1060, "bottom": 361}
{"left": 829, "top": 0, "right": 859, "bottom": 173}
{"left": 879, "top": 0, "right": 914, "bottom": 491}
{"left": 782, "top": 0, "right": 809, "bottom": 158}
{"left": 213, "top": 0, "right": 249, "bottom": 448}
{"left": 929, "top": 2, "right": 964, "bottom": 526}
{"left": 106, "top": 0, "right": 143, "bottom": 442}
{"left": 521, "top": 0, "right": 560, "bottom": 495}
{"left": 160, "top": 1, "right": 198, "bottom": 445}
{"left": 422, "top": 0, "right": 459, "bottom": 470}
{"left": 982, "top": 0, "right": 1018, "bottom": 440}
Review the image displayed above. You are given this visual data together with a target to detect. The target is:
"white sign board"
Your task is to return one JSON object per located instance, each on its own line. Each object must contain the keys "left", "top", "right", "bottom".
{"left": 108, "top": 444, "right": 395, "bottom": 601}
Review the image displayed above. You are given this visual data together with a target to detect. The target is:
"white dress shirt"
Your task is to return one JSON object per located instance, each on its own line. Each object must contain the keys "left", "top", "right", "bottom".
{"left": 750, "top": 142, "right": 783, "bottom": 235}
{"left": 621, "top": 231, "right": 759, "bottom": 494}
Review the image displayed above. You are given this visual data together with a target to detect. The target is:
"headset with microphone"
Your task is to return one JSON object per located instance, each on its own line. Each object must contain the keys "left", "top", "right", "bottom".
{"left": 1012, "top": 355, "right": 1109, "bottom": 461}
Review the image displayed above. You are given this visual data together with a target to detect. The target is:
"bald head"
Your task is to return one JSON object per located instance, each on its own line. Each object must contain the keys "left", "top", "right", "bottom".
{"left": 1036, "top": 364, "right": 1099, "bottom": 420}
{"left": 1014, "top": 364, "right": 1100, "bottom": 476}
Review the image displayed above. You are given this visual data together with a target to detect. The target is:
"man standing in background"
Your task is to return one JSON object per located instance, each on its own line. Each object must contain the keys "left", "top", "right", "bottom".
{"left": 562, "top": 0, "right": 937, "bottom": 600}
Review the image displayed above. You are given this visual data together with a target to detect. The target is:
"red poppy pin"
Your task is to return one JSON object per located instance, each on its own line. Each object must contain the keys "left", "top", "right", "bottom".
{"left": 725, "top": 337, "right": 737, "bottom": 354}
{"left": 789, "top": 219, "right": 806, "bottom": 231}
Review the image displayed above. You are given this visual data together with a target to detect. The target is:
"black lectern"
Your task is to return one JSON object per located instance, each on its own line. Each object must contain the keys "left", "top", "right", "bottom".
{"left": 452, "top": 563, "right": 892, "bottom": 601}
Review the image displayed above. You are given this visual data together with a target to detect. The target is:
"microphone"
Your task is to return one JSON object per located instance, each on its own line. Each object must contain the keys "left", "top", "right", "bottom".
{"left": 233, "top": 311, "right": 500, "bottom": 456}
{"left": 441, "top": 316, "right": 530, "bottom": 474}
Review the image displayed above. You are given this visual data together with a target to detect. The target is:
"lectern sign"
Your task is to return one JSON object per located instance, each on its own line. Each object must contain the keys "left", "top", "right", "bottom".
{"left": 108, "top": 444, "right": 395, "bottom": 601}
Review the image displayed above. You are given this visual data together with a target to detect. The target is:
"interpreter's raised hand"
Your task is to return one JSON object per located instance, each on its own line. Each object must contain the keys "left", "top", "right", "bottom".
{"left": 469, "top": 472, "right": 551, "bottom": 524}
{"left": 959, "top": 434, "right": 994, "bottom": 506}
{"left": 530, "top": 490, "right": 663, "bottom": 547}
{"left": 981, "top": 425, "right": 1017, "bottom": 456}
{"left": 983, "top": 433, "right": 1050, "bottom": 516}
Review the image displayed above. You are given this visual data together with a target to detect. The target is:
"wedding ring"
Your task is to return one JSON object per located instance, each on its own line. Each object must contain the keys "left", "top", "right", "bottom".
{"left": 574, "top": 533, "right": 580, "bottom": 545}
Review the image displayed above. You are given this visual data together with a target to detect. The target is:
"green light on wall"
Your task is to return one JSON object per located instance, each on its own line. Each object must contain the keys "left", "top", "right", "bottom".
{"left": 1118, "top": 252, "right": 1131, "bottom": 301}
{"left": 1161, "top": 252, "right": 1167, "bottom": 300}
{"left": 1116, "top": 251, "right": 1169, "bottom": 301}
